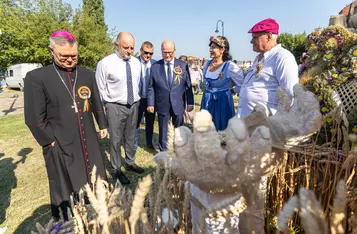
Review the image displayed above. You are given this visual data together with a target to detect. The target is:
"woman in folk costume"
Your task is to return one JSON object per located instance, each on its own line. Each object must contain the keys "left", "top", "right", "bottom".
{"left": 200, "top": 36, "right": 244, "bottom": 131}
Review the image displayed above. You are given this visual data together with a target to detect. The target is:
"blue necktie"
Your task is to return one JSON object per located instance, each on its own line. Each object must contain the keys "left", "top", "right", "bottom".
{"left": 167, "top": 62, "right": 173, "bottom": 87}
{"left": 126, "top": 60, "right": 134, "bottom": 105}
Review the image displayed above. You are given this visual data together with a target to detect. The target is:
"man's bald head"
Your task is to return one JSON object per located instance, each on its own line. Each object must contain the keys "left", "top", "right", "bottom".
{"left": 161, "top": 40, "right": 176, "bottom": 62}
{"left": 115, "top": 32, "right": 135, "bottom": 59}
{"left": 161, "top": 40, "right": 175, "bottom": 50}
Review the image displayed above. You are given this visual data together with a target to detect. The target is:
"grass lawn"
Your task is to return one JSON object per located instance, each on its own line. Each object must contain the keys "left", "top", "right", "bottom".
{"left": 0, "top": 94, "right": 221, "bottom": 233}
{"left": 0, "top": 93, "right": 238, "bottom": 233}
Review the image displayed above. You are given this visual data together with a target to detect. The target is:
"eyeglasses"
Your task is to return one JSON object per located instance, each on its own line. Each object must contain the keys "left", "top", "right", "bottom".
{"left": 143, "top": 50, "right": 154, "bottom": 55}
{"left": 50, "top": 48, "right": 77, "bottom": 61}
{"left": 162, "top": 51, "right": 174, "bottom": 55}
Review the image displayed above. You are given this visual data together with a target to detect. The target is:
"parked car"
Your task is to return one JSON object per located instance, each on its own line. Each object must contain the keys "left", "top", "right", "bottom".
{"left": 5, "top": 63, "right": 42, "bottom": 91}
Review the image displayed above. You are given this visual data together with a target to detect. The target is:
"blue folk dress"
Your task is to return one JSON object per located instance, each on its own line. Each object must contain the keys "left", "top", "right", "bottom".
{"left": 200, "top": 60, "right": 235, "bottom": 131}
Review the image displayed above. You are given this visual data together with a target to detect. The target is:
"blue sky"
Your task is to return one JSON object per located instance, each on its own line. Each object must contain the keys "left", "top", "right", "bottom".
{"left": 65, "top": 0, "right": 352, "bottom": 61}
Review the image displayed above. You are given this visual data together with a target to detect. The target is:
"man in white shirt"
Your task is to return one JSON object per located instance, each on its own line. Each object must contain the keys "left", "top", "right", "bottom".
{"left": 237, "top": 18, "right": 299, "bottom": 234}
{"left": 95, "top": 32, "right": 144, "bottom": 185}
{"left": 189, "top": 63, "right": 203, "bottom": 94}
{"left": 237, "top": 18, "right": 299, "bottom": 118}
{"left": 134, "top": 41, "right": 157, "bottom": 151}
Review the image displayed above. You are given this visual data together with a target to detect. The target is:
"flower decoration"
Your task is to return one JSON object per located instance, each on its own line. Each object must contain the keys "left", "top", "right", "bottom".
{"left": 311, "top": 53, "right": 320, "bottom": 61}
{"left": 307, "top": 33, "right": 320, "bottom": 48}
{"left": 319, "top": 30, "right": 343, "bottom": 52}
{"left": 255, "top": 62, "right": 263, "bottom": 76}
{"left": 303, "top": 25, "right": 357, "bottom": 138}
{"left": 348, "top": 45, "right": 357, "bottom": 60}
{"left": 321, "top": 107, "right": 329, "bottom": 113}
{"left": 306, "top": 30, "right": 322, "bottom": 51}
{"left": 173, "top": 66, "right": 183, "bottom": 85}
{"left": 209, "top": 36, "right": 225, "bottom": 48}
{"left": 322, "top": 51, "right": 335, "bottom": 62}
{"left": 353, "top": 125, "right": 357, "bottom": 133}
{"left": 332, "top": 73, "right": 338, "bottom": 79}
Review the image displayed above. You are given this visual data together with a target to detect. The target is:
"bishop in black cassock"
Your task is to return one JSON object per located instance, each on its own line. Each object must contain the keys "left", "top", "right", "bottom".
{"left": 24, "top": 31, "right": 108, "bottom": 220}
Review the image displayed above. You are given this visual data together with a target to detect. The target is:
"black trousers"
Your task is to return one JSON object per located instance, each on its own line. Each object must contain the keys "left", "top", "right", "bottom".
{"left": 136, "top": 98, "right": 155, "bottom": 146}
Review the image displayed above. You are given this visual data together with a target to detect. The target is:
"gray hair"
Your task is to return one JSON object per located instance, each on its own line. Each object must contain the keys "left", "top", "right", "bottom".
{"left": 49, "top": 37, "right": 77, "bottom": 49}
{"left": 271, "top": 34, "right": 278, "bottom": 41}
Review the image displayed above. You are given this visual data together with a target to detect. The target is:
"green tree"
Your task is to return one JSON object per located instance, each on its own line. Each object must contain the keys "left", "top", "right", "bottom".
{"left": 72, "top": 7, "right": 113, "bottom": 70}
{"left": 0, "top": 0, "right": 113, "bottom": 70}
{"left": 83, "top": 0, "right": 105, "bottom": 27}
{"left": 0, "top": 0, "right": 73, "bottom": 69}
{"left": 277, "top": 32, "right": 307, "bottom": 63}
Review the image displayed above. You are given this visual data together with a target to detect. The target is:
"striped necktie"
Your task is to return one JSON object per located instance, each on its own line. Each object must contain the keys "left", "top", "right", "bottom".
{"left": 167, "top": 62, "right": 173, "bottom": 87}
{"left": 125, "top": 60, "right": 134, "bottom": 105}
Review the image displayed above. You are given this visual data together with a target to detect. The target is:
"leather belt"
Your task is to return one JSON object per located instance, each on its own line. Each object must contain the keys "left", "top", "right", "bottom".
{"left": 108, "top": 101, "right": 138, "bottom": 108}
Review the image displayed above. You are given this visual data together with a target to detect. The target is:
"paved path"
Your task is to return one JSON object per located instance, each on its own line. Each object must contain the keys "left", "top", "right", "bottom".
{"left": 0, "top": 90, "right": 24, "bottom": 117}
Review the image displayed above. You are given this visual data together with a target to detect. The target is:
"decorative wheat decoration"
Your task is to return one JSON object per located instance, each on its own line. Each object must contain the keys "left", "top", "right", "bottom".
{"left": 167, "top": 122, "right": 175, "bottom": 159}
{"left": 277, "top": 196, "right": 299, "bottom": 233}
{"left": 277, "top": 182, "right": 348, "bottom": 234}
{"left": 330, "top": 180, "right": 346, "bottom": 234}
{"left": 129, "top": 175, "right": 153, "bottom": 234}
{"left": 31, "top": 219, "right": 74, "bottom": 234}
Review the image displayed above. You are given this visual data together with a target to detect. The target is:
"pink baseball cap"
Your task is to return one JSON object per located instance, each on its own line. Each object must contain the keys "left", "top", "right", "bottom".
{"left": 50, "top": 30, "right": 76, "bottom": 41}
{"left": 248, "top": 18, "right": 279, "bottom": 34}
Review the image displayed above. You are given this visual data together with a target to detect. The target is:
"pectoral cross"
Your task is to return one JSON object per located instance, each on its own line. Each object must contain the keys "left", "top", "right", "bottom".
{"left": 72, "top": 101, "right": 78, "bottom": 113}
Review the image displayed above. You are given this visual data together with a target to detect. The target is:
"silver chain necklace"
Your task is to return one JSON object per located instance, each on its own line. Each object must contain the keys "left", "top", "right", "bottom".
{"left": 53, "top": 63, "right": 79, "bottom": 112}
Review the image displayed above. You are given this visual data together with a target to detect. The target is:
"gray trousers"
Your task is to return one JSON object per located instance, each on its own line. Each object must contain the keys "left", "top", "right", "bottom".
{"left": 106, "top": 102, "right": 139, "bottom": 171}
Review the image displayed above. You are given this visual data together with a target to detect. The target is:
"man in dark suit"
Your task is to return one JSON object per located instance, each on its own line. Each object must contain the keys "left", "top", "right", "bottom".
{"left": 134, "top": 41, "right": 157, "bottom": 151}
{"left": 147, "top": 40, "right": 194, "bottom": 151}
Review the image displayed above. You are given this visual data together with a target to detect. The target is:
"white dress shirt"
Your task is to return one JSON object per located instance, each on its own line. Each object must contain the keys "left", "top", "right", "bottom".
{"left": 189, "top": 68, "right": 202, "bottom": 82}
{"left": 204, "top": 62, "right": 244, "bottom": 85}
{"left": 237, "top": 44, "right": 299, "bottom": 117}
{"left": 164, "top": 59, "right": 175, "bottom": 81}
{"left": 95, "top": 51, "right": 141, "bottom": 104}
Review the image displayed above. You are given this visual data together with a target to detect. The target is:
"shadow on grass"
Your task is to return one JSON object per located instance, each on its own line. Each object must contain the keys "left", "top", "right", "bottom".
{"left": 0, "top": 148, "right": 32, "bottom": 225}
{"left": 1, "top": 94, "right": 23, "bottom": 116}
{"left": 13, "top": 204, "right": 51, "bottom": 234}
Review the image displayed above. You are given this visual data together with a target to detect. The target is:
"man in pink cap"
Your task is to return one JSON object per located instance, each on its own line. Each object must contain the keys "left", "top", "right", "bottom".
{"left": 236, "top": 18, "right": 299, "bottom": 233}
{"left": 237, "top": 18, "right": 298, "bottom": 117}
{"left": 24, "top": 30, "right": 108, "bottom": 221}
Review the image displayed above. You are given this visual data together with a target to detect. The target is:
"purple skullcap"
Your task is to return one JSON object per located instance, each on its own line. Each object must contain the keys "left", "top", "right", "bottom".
{"left": 50, "top": 30, "right": 76, "bottom": 41}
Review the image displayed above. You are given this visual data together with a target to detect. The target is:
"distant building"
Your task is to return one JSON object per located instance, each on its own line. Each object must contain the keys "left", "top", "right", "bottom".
{"left": 339, "top": 1, "right": 357, "bottom": 16}
{"left": 330, "top": 1, "right": 357, "bottom": 29}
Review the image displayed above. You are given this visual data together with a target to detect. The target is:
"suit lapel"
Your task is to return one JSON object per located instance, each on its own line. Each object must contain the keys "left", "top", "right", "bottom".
{"left": 159, "top": 60, "right": 170, "bottom": 91}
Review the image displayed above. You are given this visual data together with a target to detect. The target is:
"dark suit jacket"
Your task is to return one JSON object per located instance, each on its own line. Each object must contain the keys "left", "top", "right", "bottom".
{"left": 147, "top": 58, "right": 194, "bottom": 115}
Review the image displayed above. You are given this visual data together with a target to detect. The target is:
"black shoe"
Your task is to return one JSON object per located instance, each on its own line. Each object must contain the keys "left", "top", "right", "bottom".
{"left": 115, "top": 171, "right": 130, "bottom": 185}
{"left": 125, "top": 164, "right": 145, "bottom": 174}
